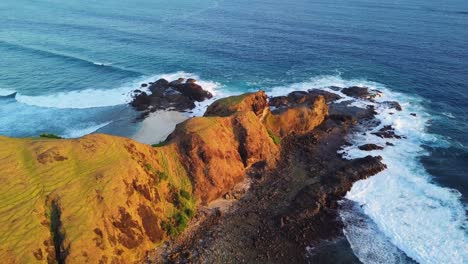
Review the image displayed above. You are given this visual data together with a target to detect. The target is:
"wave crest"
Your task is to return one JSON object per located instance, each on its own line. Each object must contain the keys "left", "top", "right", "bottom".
{"left": 15, "top": 71, "right": 221, "bottom": 109}
{"left": 269, "top": 75, "right": 467, "bottom": 264}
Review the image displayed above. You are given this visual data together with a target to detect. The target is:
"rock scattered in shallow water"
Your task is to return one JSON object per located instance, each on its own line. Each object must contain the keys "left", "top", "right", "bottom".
{"left": 341, "top": 86, "right": 381, "bottom": 100}
{"left": 358, "top": 144, "right": 384, "bottom": 151}
{"left": 371, "top": 125, "right": 403, "bottom": 139}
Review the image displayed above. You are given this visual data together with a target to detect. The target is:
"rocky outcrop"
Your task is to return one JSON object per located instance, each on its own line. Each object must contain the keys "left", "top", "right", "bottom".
{"left": 358, "top": 143, "right": 384, "bottom": 151}
{"left": 159, "top": 87, "right": 390, "bottom": 263}
{"left": 265, "top": 92, "right": 329, "bottom": 137}
{"left": 169, "top": 111, "right": 279, "bottom": 204}
{"left": 341, "top": 86, "right": 381, "bottom": 100}
{"left": 130, "top": 78, "right": 213, "bottom": 113}
{"left": 0, "top": 90, "right": 329, "bottom": 263}
{"left": 204, "top": 91, "right": 268, "bottom": 117}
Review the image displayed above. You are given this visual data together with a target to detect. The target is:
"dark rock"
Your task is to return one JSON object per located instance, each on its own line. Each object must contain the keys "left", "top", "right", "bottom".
{"left": 383, "top": 101, "right": 402, "bottom": 111}
{"left": 341, "top": 86, "right": 380, "bottom": 100}
{"left": 174, "top": 82, "right": 213, "bottom": 102}
{"left": 169, "top": 78, "right": 185, "bottom": 86}
{"left": 141, "top": 83, "right": 148, "bottom": 88}
{"left": 386, "top": 142, "right": 394, "bottom": 146}
{"left": 186, "top": 78, "right": 197, "bottom": 84}
{"left": 149, "top": 79, "right": 170, "bottom": 95}
{"left": 129, "top": 78, "right": 213, "bottom": 116}
{"left": 410, "top": 113, "right": 417, "bottom": 117}
{"left": 130, "top": 92, "right": 151, "bottom": 111}
{"left": 372, "top": 125, "right": 402, "bottom": 139}
{"left": 308, "top": 89, "right": 342, "bottom": 103}
{"left": 358, "top": 144, "right": 384, "bottom": 151}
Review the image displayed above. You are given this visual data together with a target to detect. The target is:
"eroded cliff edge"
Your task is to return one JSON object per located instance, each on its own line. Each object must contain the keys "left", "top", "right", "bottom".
{"left": 0, "top": 88, "right": 386, "bottom": 263}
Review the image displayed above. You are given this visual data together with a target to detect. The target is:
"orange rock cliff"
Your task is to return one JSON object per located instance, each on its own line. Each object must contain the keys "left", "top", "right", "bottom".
{"left": 0, "top": 91, "right": 328, "bottom": 263}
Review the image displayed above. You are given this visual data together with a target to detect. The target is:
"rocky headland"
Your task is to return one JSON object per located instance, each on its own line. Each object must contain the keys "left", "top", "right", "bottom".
{"left": 0, "top": 80, "right": 398, "bottom": 263}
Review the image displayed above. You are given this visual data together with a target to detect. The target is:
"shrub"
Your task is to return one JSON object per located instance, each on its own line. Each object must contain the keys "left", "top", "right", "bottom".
{"left": 179, "top": 189, "right": 191, "bottom": 200}
{"left": 174, "top": 212, "right": 188, "bottom": 231}
{"left": 267, "top": 129, "right": 281, "bottom": 145}
{"left": 151, "top": 141, "right": 168, "bottom": 147}
{"left": 39, "top": 133, "right": 63, "bottom": 139}
{"left": 157, "top": 171, "right": 169, "bottom": 181}
{"left": 144, "top": 163, "right": 154, "bottom": 172}
{"left": 161, "top": 220, "right": 177, "bottom": 237}
{"left": 184, "top": 208, "right": 194, "bottom": 218}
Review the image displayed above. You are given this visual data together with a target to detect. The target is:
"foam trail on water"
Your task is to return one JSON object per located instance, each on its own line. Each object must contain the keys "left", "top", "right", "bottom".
{"left": 268, "top": 75, "right": 467, "bottom": 264}
{"left": 15, "top": 71, "right": 221, "bottom": 110}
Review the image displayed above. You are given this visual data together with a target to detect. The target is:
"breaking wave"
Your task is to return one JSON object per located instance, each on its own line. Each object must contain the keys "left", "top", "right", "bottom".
{"left": 268, "top": 75, "right": 467, "bottom": 264}
{"left": 15, "top": 72, "right": 221, "bottom": 109}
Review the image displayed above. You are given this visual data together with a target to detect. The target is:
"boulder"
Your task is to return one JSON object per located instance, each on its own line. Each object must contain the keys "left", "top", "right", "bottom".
{"left": 358, "top": 144, "right": 384, "bottom": 151}
{"left": 341, "top": 86, "right": 380, "bottom": 100}
{"left": 130, "top": 78, "right": 213, "bottom": 115}
{"left": 383, "top": 101, "right": 402, "bottom": 111}
{"left": 372, "top": 125, "right": 402, "bottom": 139}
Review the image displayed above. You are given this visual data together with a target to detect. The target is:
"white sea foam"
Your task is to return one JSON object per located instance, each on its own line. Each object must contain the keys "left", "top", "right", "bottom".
{"left": 15, "top": 71, "right": 221, "bottom": 109}
{"left": 269, "top": 75, "right": 467, "bottom": 264}
{"left": 339, "top": 199, "right": 416, "bottom": 264}
{"left": 0, "top": 88, "right": 16, "bottom": 96}
{"left": 61, "top": 121, "right": 112, "bottom": 138}
{"left": 92, "top": 61, "right": 113, "bottom": 66}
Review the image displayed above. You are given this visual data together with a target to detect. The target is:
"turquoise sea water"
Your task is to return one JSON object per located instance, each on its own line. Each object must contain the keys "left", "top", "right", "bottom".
{"left": 0, "top": 0, "right": 466, "bottom": 263}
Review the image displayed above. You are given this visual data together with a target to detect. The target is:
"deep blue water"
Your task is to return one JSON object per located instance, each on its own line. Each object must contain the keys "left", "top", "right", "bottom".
{"left": 0, "top": 0, "right": 467, "bottom": 263}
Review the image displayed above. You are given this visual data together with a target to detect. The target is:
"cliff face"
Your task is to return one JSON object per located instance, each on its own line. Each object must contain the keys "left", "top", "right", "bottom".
{"left": 0, "top": 91, "right": 329, "bottom": 263}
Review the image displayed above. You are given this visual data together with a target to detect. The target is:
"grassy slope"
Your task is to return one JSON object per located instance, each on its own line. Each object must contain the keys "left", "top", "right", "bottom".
{"left": 0, "top": 134, "right": 194, "bottom": 263}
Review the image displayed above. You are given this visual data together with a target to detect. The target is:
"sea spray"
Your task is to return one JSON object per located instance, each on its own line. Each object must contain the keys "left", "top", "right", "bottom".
{"left": 267, "top": 75, "right": 467, "bottom": 264}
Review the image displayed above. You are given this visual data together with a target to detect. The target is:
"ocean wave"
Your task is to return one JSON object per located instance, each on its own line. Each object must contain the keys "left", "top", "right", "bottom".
{"left": 269, "top": 75, "right": 467, "bottom": 264}
{"left": 339, "top": 199, "right": 416, "bottom": 264}
{"left": 0, "top": 40, "right": 141, "bottom": 75}
{"left": 0, "top": 88, "right": 17, "bottom": 96}
{"left": 15, "top": 71, "right": 222, "bottom": 109}
{"left": 61, "top": 121, "right": 112, "bottom": 138}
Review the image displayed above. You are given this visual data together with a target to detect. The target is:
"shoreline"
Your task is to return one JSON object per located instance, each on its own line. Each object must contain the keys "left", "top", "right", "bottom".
{"left": 130, "top": 110, "right": 189, "bottom": 145}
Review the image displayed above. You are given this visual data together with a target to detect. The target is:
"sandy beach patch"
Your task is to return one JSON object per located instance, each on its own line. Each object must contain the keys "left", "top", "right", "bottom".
{"left": 131, "top": 111, "right": 189, "bottom": 144}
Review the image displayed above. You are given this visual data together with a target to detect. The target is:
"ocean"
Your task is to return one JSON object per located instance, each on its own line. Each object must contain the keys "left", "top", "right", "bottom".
{"left": 0, "top": 0, "right": 466, "bottom": 263}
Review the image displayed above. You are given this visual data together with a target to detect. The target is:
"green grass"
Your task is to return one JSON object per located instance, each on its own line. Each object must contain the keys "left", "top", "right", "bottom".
{"left": 39, "top": 133, "right": 63, "bottom": 139}
{"left": 179, "top": 189, "right": 191, "bottom": 200}
{"left": 151, "top": 141, "right": 168, "bottom": 147}
{"left": 161, "top": 187, "right": 195, "bottom": 237}
{"left": 267, "top": 129, "right": 281, "bottom": 145}
{"left": 157, "top": 171, "right": 169, "bottom": 181}
{"left": 144, "top": 163, "right": 155, "bottom": 172}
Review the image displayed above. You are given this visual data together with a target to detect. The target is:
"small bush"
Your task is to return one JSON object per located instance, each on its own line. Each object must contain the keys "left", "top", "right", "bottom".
{"left": 184, "top": 208, "right": 194, "bottom": 218}
{"left": 157, "top": 171, "right": 169, "bottom": 181}
{"left": 161, "top": 220, "right": 178, "bottom": 237}
{"left": 267, "top": 129, "right": 281, "bottom": 145}
{"left": 144, "top": 163, "right": 154, "bottom": 172}
{"left": 179, "top": 189, "right": 191, "bottom": 200}
{"left": 151, "top": 141, "right": 168, "bottom": 147}
{"left": 39, "top": 133, "right": 63, "bottom": 139}
{"left": 174, "top": 212, "right": 188, "bottom": 231}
